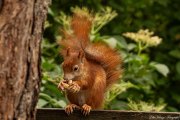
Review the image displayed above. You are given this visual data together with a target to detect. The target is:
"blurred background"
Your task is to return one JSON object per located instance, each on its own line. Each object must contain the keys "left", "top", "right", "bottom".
{"left": 38, "top": 0, "right": 180, "bottom": 112}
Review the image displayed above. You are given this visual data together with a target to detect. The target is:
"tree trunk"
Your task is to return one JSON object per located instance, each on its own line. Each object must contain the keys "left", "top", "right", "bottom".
{"left": 0, "top": 0, "right": 50, "bottom": 119}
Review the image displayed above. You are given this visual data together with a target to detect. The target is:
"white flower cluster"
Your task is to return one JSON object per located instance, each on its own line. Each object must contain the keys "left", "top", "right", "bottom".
{"left": 123, "top": 29, "right": 162, "bottom": 46}
{"left": 92, "top": 7, "right": 117, "bottom": 34}
{"left": 72, "top": 7, "right": 92, "bottom": 19}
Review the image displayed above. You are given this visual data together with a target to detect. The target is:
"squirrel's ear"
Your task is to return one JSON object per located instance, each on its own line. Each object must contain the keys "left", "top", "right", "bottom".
{"left": 66, "top": 48, "right": 70, "bottom": 56}
{"left": 78, "top": 51, "right": 85, "bottom": 62}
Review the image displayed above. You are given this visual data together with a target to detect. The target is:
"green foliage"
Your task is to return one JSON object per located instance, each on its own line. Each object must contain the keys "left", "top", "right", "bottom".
{"left": 38, "top": 0, "right": 180, "bottom": 112}
{"left": 104, "top": 29, "right": 168, "bottom": 111}
{"left": 104, "top": 81, "right": 136, "bottom": 109}
{"left": 91, "top": 7, "right": 117, "bottom": 34}
{"left": 127, "top": 100, "right": 166, "bottom": 112}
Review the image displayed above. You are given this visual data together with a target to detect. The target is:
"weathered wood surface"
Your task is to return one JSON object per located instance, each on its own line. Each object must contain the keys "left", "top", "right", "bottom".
{"left": 36, "top": 108, "right": 180, "bottom": 120}
{"left": 0, "top": 0, "right": 50, "bottom": 119}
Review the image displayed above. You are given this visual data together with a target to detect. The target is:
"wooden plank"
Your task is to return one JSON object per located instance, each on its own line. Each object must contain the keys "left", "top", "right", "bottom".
{"left": 36, "top": 108, "right": 180, "bottom": 120}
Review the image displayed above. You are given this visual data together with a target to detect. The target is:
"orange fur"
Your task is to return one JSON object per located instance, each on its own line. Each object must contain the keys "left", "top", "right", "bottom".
{"left": 85, "top": 43, "right": 122, "bottom": 88}
{"left": 71, "top": 13, "right": 92, "bottom": 47}
{"left": 66, "top": 60, "right": 106, "bottom": 109}
{"left": 59, "top": 10, "right": 122, "bottom": 111}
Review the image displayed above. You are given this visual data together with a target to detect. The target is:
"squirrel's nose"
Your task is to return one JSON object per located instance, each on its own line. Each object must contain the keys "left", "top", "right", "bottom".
{"left": 63, "top": 74, "right": 73, "bottom": 80}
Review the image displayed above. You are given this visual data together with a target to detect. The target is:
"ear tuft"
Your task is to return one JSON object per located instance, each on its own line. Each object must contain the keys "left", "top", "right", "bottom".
{"left": 66, "top": 47, "right": 70, "bottom": 56}
{"left": 78, "top": 50, "right": 85, "bottom": 62}
{"left": 78, "top": 50, "right": 84, "bottom": 58}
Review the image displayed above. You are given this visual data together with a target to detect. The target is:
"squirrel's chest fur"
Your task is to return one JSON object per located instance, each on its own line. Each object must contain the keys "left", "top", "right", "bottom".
{"left": 66, "top": 63, "right": 106, "bottom": 108}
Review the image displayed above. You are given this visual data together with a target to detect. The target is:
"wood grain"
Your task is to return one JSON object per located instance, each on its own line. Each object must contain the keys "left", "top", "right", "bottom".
{"left": 36, "top": 108, "right": 180, "bottom": 120}
{"left": 0, "top": 0, "right": 50, "bottom": 119}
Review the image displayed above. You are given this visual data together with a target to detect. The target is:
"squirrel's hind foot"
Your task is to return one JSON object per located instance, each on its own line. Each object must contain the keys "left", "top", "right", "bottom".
{"left": 81, "top": 104, "right": 91, "bottom": 116}
{"left": 65, "top": 104, "right": 80, "bottom": 115}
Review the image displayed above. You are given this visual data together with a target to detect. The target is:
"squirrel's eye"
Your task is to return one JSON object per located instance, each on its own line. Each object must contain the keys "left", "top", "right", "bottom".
{"left": 73, "top": 65, "right": 79, "bottom": 71}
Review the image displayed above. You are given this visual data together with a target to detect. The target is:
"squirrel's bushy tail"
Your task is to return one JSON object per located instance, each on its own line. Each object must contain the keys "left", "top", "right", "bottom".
{"left": 85, "top": 44, "right": 122, "bottom": 88}
{"left": 59, "top": 9, "right": 92, "bottom": 57}
{"left": 71, "top": 10, "right": 92, "bottom": 47}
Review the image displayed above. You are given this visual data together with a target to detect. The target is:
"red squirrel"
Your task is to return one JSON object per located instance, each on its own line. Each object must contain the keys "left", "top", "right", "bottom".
{"left": 58, "top": 10, "right": 122, "bottom": 115}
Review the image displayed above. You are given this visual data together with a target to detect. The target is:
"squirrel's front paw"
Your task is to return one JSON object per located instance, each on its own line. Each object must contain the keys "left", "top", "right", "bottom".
{"left": 58, "top": 80, "right": 69, "bottom": 91}
{"left": 67, "top": 82, "right": 80, "bottom": 93}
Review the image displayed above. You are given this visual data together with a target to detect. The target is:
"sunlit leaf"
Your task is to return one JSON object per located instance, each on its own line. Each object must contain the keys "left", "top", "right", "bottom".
{"left": 150, "top": 62, "right": 169, "bottom": 77}
{"left": 37, "top": 99, "right": 48, "bottom": 108}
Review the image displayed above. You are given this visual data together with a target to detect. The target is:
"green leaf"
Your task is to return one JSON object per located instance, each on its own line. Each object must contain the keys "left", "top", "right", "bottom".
{"left": 48, "top": 8, "right": 55, "bottom": 16}
{"left": 169, "top": 50, "right": 180, "bottom": 59}
{"left": 39, "top": 93, "right": 66, "bottom": 108}
{"left": 58, "top": 100, "right": 67, "bottom": 108}
{"left": 151, "top": 63, "right": 169, "bottom": 77}
{"left": 104, "top": 37, "right": 117, "bottom": 48}
{"left": 127, "top": 43, "right": 137, "bottom": 51}
{"left": 176, "top": 62, "right": 180, "bottom": 74}
{"left": 105, "top": 81, "right": 136, "bottom": 104}
{"left": 127, "top": 99, "right": 166, "bottom": 112}
{"left": 166, "top": 106, "right": 179, "bottom": 112}
{"left": 140, "top": 54, "right": 149, "bottom": 63}
{"left": 172, "top": 93, "right": 180, "bottom": 103}
{"left": 115, "top": 36, "right": 128, "bottom": 49}
{"left": 109, "top": 101, "right": 129, "bottom": 110}
{"left": 37, "top": 99, "right": 48, "bottom": 108}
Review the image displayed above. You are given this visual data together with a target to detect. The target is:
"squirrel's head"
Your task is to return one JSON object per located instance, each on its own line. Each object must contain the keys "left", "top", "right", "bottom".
{"left": 62, "top": 48, "right": 85, "bottom": 81}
